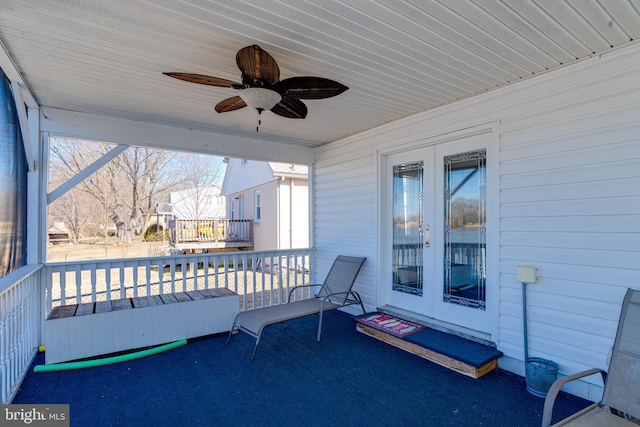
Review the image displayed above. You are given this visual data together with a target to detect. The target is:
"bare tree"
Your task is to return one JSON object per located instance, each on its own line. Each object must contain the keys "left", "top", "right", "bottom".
{"left": 49, "top": 188, "right": 98, "bottom": 241}
{"left": 49, "top": 139, "right": 180, "bottom": 244}
{"left": 110, "top": 147, "right": 181, "bottom": 241}
{"left": 48, "top": 138, "right": 228, "bottom": 249}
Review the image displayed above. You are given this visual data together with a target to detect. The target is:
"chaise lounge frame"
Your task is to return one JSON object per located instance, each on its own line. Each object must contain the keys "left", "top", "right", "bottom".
{"left": 227, "top": 255, "right": 366, "bottom": 359}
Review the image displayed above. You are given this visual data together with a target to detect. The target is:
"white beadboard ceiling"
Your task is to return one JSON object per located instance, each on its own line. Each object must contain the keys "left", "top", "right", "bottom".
{"left": 1, "top": 0, "right": 639, "bottom": 149}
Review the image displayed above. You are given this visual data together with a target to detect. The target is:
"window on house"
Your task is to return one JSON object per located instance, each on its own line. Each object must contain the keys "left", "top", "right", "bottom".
{"left": 255, "top": 191, "right": 261, "bottom": 222}
{"left": 239, "top": 195, "right": 245, "bottom": 219}
{"left": 230, "top": 199, "right": 235, "bottom": 220}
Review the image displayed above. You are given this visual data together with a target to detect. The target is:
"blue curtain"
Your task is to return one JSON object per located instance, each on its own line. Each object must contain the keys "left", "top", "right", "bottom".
{"left": 0, "top": 68, "right": 28, "bottom": 277}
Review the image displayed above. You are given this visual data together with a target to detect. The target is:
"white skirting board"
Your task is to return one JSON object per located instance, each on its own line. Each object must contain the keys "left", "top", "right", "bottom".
{"left": 44, "top": 293, "right": 239, "bottom": 364}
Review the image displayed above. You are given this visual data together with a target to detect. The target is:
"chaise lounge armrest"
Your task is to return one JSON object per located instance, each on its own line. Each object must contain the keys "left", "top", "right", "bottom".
{"left": 287, "top": 284, "right": 323, "bottom": 302}
{"left": 287, "top": 285, "right": 363, "bottom": 307}
{"left": 541, "top": 368, "right": 607, "bottom": 427}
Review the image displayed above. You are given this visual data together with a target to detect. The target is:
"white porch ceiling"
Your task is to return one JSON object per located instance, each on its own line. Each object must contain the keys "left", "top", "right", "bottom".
{"left": 1, "top": 0, "right": 639, "bottom": 149}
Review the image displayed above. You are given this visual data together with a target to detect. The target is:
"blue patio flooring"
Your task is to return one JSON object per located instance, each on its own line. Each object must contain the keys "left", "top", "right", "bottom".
{"left": 14, "top": 311, "right": 590, "bottom": 426}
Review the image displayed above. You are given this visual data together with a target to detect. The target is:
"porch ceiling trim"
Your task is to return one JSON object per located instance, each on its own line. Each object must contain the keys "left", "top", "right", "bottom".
{"left": 40, "top": 108, "right": 315, "bottom": 165}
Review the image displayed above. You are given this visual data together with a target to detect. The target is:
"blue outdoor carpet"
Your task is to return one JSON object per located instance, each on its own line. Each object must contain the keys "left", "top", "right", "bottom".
{"left": 13, "top": 311, "right": 590, "bottom": 426}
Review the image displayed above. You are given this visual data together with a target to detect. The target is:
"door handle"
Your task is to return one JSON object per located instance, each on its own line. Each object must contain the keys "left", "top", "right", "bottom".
{"left": 424, "top": 225, "right": 430, "bottom": 247}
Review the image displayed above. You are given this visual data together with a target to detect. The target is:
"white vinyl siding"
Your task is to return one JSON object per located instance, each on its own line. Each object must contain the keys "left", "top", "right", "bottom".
{"left": 313, "top": 43, "right": 640, "bottom": 401}
{"left": 222, "top": 160, "right": 275, "bottom": 195}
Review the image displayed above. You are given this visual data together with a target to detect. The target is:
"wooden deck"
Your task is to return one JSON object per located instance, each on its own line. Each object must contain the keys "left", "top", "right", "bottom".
{"left": 167, "top": 219, "right": 253, "bottom": 252}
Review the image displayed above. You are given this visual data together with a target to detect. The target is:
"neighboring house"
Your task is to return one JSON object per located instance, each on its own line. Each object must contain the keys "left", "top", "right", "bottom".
{"left": 168, "top": 184, "right": 225, "bottom": 220}
{"left": 47, "top": 221, "right": 70, "bottom": 245}
{"left": 221, "top": 160, "right": 308, "bottom": 251}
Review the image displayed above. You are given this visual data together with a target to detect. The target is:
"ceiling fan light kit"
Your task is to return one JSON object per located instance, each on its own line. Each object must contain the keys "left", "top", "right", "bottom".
{"left": 238, "top": 88, "right": 282, "bottom": 111}
{"left": 164, "top": 44, "right": 348, "bottom": 131}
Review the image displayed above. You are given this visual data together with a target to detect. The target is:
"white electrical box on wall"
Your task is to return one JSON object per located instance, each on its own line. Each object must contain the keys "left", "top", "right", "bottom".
{"left": 517, "top": 266, "right": 537, "bottom": 284}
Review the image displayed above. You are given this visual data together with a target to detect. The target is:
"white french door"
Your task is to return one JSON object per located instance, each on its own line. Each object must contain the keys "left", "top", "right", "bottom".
{"left": 385, "top": 147, "right": 434, "bottom": 315}
{"left": 384, "top": 131, "right": 493, "bottom": 334}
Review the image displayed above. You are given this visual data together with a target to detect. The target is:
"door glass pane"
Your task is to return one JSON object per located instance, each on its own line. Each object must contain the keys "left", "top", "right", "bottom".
{"left": 443, "top": 150, "right": 486, "bottom": 309}
{"left": 392, "top": 162, "right": 424, "bottom": 296}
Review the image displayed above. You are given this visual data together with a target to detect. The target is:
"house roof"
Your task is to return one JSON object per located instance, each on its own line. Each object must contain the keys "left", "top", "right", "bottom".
{"left": 268, "top": 162, "right": 308, "bottom": 177}
{"left": 48, "top": 222, "right": 70, "bottom": 234}
{"left": 1, "top": 1, "right": 639, "bottom": 152}
{"left": 169, "top": 183, "right": 222, "bottom": 199}
{"left": 221, "top": 159, "right": 308, "bottom": 196}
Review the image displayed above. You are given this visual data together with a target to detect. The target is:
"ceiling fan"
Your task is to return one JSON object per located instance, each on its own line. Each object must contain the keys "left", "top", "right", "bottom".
{"left": 164, "top": 44, "right": 348, "bottom": 130}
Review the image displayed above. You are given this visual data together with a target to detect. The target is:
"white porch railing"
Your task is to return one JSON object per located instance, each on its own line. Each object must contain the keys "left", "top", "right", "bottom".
{"left": 44, "top": 248, "right": 313, "bottom": 315}
{"left": 0, "top": 265, "right": 41, "bottom": 404}
{"left": 0, "top": 249, "right": 313, "bottom": 403}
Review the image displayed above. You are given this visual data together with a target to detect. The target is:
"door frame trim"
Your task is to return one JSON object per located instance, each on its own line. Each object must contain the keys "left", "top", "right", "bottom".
{"left": 376, "top": 120, "right": 500, "bottom": 341}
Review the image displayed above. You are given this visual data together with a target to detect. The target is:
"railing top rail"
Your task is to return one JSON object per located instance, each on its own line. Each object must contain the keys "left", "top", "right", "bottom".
{"left": 0, "top": 264, "right": 43, "bottom": 294}
{"left": 45, "top": 247, "right": 314, "bottom": 268}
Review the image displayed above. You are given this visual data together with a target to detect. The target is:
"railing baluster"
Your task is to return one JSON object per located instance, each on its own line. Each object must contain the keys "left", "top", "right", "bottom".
{"left": 74, "top": 265, "right": 81, "bottom": 304}
{"left": 269, "top": 253, "right": 275, "bottom": 306}
{"left": 251, "top": 255, "right": 257, "bottom": 309}
{"left": 169, "top": 261, "right": 175, "bottom": 294}
{"left": 213, "top": 256, "right": 219, "bottom": 290}
{"left": 181, "top": 257, "right": 188, "bottom": 292}
{"left": 105, "top": 266, "right": 111, "bottom": 302}
{"left": 260, "top": 254, "right": 265, "bottom": 308}
{"left": 132, "top": 263, "right": 139, "bottom": 298}
{"left": 90, "top": 266, "right": 97, "bottom": 302}
{"left": 59, "top": 268, "right": 66, "bottom": 307}
{"left": 145, "top": 261, "right": 151, "bottom": 296}
{"left": 119, "top": 262, "right": 126, "bottom": 299}
{"left": 241, "top": 253, "right": 248, "bottom": 310}
{"left": 202, "top": 257, "right": 209, "bottom": 289}
{"left": 233, "top": 254, "right": 239, "bottom": 297}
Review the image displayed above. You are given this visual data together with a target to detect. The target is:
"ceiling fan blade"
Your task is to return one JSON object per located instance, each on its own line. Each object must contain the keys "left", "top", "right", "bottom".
{"left": 164, "top": 72, "right": 240, "bottom": 87}
{"left": 236, "top": 45, "right": 280, "bottom": 87}
{"left": 273, "top": 77, "right": 348, "bottom": 99}
{"left": 215, "top": 96, "right": 247, "bottom": 113}
{"left": 270, "top": 97, "right": 307, "bottom": 119}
